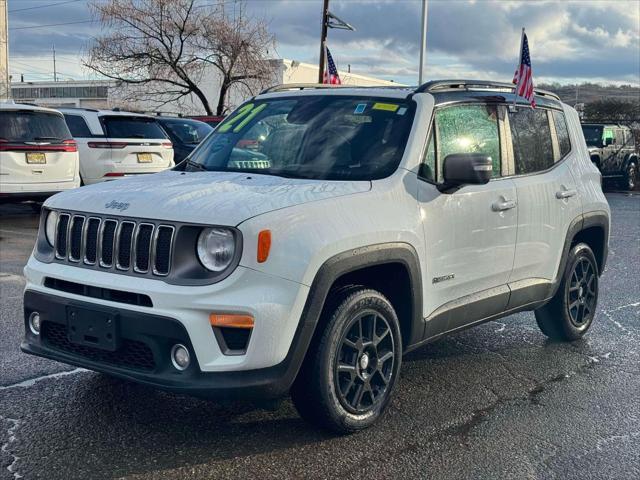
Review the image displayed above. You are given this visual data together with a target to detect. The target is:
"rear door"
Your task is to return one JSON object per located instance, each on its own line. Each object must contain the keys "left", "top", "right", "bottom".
{"left": 101, "top": 115, "right": 174, "bottom": 170}
{"left": 507, "top": 107, "right": 582, "bottom": 290}
{"left": 0, "top": 109, "right": 77, "bottom": 185}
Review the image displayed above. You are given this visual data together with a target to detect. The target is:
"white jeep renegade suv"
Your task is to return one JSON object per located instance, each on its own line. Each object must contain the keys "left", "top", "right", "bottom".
{"left": 22, "top": 81, "right": 610, "bottom": 433}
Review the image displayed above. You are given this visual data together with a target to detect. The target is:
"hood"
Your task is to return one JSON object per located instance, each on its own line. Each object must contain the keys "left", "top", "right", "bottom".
{"left": 46, "top": 170, "right": 371, "bottom": 225}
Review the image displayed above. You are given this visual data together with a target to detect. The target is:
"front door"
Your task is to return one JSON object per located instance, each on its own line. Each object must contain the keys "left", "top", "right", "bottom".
{"left": 418, "top": 103, "right": 517, "bottom": 335}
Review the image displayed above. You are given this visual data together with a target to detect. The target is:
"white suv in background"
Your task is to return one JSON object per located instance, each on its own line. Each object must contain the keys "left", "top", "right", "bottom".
{"left": 0, "top": 102, "right": 80, "bottom": 202}
{"left": 23, "top": 81, "right": 610, "bottom": 434}
{"left": 59, "top": 108, "right": 174, "bottom": 185}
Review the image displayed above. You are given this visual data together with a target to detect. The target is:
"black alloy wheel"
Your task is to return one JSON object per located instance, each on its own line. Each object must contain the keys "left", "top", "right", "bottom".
{"left": 334, "top": 311, "right": 395, "bottom": 414}
{"left": 566, "top": 257, "right": 598, "bottom": 328}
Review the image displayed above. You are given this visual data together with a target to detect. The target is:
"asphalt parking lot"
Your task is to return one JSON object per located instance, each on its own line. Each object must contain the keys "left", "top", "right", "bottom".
{"left": 1, "top": 192, "right": 639, "bottom": 480}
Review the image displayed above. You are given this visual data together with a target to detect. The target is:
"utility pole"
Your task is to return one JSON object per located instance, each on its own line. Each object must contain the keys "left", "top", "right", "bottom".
{"left": 0, "top": 0, "right": 9, "bottom": 99}
{"left": 318, "top": 0, "right": 329, "bottom": 84}
{"left": 418, "top": 0, "right": 428, "bottom": 85}
{"left": 52, "top": 44, "right": 57, "bottom": 82}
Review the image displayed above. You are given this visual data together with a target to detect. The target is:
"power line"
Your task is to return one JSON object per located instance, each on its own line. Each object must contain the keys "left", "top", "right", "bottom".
{"left": 9, "top": 19, "right": 94, "bottom": 31}
{"left": 8, "top": 0, "right": 87, "bottom": 14}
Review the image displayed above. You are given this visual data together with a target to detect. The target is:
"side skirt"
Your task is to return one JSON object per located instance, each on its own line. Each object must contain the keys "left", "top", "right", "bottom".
{"left": 405, "top": 278, "right": 552, "bottom": 354}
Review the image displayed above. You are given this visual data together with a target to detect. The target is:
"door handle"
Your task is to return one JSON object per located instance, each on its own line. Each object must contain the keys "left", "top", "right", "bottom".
{"left": 556, "top": 188, "right": 577, "bottom": 199}
{"left": 492, "top": 199, "right": 517, "bottom": 212}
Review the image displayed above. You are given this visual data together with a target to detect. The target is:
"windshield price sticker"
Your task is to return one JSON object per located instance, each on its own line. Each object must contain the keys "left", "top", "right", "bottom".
{"left": 372, "top": 102, "right": 399, "bottom": 112}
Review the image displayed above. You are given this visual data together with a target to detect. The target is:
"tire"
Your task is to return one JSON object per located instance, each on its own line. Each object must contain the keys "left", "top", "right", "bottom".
{"left": 535, "top": 243, "right": 599, "bottom": 341}
{"left": 623, "top": 162, "right": 637, "bottom": 191}
{"left": 291, "top": 288, "right": 402, "bottom": 434}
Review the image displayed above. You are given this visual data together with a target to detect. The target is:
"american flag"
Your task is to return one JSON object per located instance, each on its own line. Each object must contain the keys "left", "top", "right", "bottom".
{"left": 323, "top": 47, "right": 342, "bottom": 85}
{"left": 512, "top": 31, "right": 536, "bottom": 108}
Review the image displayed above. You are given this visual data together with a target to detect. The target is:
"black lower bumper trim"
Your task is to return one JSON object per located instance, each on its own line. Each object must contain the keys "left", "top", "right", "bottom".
{"left": 21, "top": 290, "right": 315, "bottom": 400}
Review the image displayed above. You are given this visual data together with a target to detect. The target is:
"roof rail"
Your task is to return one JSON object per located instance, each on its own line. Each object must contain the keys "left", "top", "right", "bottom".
{"left": 415, "top": 79, "right": 561, "bottom": 101}
{"left": 260, "top": 83, "right": 356, "bottom": 94}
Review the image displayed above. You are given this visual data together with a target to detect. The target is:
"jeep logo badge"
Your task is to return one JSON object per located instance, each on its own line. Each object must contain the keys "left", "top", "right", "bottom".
{"left": 104, "top": 200, "right": 130, "bottom": 211}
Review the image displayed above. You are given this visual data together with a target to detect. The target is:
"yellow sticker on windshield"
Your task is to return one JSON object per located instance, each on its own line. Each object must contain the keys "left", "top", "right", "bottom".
{"left": 372, "top": 102, "right": 399, "bottom": 112}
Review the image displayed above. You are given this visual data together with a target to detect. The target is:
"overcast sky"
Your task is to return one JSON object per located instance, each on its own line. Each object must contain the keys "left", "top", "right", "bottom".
{"left": 7, "top": 0, "right": 640, "bottom": 86}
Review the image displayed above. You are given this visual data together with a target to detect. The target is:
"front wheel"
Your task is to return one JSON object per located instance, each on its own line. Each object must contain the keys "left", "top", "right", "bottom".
{"left": 535, "top": 243, "right": 599, "bottom": 341}
{"left": 291, "top": 288, "right": 402, "bottom": 434}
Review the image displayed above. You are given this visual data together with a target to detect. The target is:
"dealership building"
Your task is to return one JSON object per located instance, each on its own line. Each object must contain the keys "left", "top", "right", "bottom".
{"left": 9, "top": 59, "right": 401, "bottom": 114}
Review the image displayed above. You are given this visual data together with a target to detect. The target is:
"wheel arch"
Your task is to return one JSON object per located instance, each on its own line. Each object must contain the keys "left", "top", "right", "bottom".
{"left": 303, "top": 243, "right": 424, "bottom": 351}
{"left": 553, "top": 212, "right": 609, "bottom": 298}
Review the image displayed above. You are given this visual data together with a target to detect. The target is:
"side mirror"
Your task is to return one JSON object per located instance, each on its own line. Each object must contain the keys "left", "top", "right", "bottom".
{"left": 604, "top": 137, "right": 613, "bottom": 146}
{"left": 439, "top": 153, "right": 492, "bottom": 193}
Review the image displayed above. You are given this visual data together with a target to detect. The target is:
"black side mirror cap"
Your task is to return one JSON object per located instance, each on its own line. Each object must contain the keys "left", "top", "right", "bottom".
{"left": 438, "top": 153, "right": 492, "bottom": 193}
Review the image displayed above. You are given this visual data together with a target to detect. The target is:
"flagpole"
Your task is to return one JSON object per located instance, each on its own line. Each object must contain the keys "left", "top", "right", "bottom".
{"left": 318, "top": 0, "right": 330, "bottom": 84}
{"left": 418, "top": 0, "right": 428, "bottom": 85}
{"left": 513, "top": 27, "right": 525, "bottom": 109}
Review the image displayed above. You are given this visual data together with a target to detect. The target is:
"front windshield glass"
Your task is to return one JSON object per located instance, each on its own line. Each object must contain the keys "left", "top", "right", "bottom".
{"left": 184, "top": 95, "right": 416, "bottom": 180}
{"left": 582, "top": 125, "right": 603, "bottom": 147}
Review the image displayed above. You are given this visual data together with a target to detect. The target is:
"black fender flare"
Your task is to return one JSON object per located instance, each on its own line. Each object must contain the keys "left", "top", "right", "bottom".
{"left": 264, "top": 242, "right": 423, "bottom": 396}
{"left": 550, "top": 211, "right": 609, "bottom": 298}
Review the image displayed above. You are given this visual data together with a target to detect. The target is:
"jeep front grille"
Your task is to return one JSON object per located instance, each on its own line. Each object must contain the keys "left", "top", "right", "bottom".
{"left": 53, "top": 213, "right": 174, "bottom": 277}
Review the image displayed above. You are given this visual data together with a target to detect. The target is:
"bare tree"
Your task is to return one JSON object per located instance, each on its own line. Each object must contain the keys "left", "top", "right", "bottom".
{"left": 85, "top": 0, "right": 276, "bottom": 115}
{"left": 197, "top": 5, "right": 276, "bottom": 115}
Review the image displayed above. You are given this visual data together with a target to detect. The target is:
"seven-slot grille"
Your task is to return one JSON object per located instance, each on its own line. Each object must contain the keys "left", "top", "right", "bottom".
{"left": 54, "top": 213, "right": 174, "bottom": 276}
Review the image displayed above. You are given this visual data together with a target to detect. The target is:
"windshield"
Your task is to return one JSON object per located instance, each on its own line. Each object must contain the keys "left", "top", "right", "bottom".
{"left": 161, "top": 120, "right": 212, "bottom": 144}
{"left": 102, "top": 116, "right": 167, "bottom": 139}
{"left": 184, "top": 96, "right": 416, "bottom": 180}
{"left": 0, "top": 110, "right": 71, "bottom": 143}
{"left": 582, "top": 125, "right": 603, "bottom": 147}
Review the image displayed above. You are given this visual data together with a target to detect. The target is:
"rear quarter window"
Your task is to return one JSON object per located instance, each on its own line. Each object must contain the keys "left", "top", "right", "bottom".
{"left": 0, "top": 110, "right": 71, "bottom": 142}
{"left": 64, "top": 114, "right": 93, "bottom": 137}
{"left": 102, "top": 116, "right": 167, "bottom": 139}
{"left": 552, "top": 110, "right": 571, "bottom": 160}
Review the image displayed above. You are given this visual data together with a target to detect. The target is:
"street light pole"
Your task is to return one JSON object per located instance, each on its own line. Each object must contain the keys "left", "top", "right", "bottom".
{"left": 318, "top": 0, "right": 329, "bottom": 84}
{"left": 418, "top": 0, "right": 428, "bottom": 85}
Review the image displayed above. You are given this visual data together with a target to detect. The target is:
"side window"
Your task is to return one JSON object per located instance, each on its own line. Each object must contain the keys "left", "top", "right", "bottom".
{"left": 509, "top": 108, "right": 554, "bottom": 174}
{"left": 603, "top": 129, "right": 614, "bottom": 146}
{"left": 625, "top": 129, "right": 636, "bottom": 147}
{"left": 435, "top": 104, "right": 501, "bottom": 181}
{"left": 615, "top": 129, "right": 625, "bottom": 146}
{"left": 552, "top": 110, "right": 571, "bottom": 160}
{"left": 64, "top": 114, "right": 92, "bottom": 137}
{"left": 420, "top": 133, "right": 436, "bottom": 182}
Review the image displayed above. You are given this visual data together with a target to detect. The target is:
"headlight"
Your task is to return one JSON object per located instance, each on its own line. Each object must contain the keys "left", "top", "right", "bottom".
{"left": 196, "top": 228, "right": 236, "bottom": 272}
{"left": 45, "top": 210, "right": 58, "bottom": 247}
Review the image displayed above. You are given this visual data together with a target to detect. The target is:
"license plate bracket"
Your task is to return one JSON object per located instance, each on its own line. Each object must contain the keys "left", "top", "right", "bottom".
{"left": 26, "top": 152, "right": 46, "bottom": 164}
{"left": 137, "top": 153, "right": 153, "bottom": 163}
{"left": 66, "top": 306, "right": 120, "bottom": 352}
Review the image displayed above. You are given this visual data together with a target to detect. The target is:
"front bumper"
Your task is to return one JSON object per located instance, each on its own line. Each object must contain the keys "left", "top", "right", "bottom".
{"left": 21, "top": 290, "right": 314, "bottom": 400}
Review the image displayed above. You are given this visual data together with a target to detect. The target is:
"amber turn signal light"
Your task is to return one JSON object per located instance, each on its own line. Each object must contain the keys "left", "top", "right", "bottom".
{"left": 257, "top": 230, "right": 271, "bottom": 263}
{"left": 209, "top": 313, "right": 254, "bottom": 329}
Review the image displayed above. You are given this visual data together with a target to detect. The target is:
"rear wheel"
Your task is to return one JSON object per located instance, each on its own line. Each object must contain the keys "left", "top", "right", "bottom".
{"left": 623, "top": 162, "right": 637, "bottom": 191}
{"left": 535, "top": 243, "right": 599, "bottom": 341}
{"left": 291, "top": 288, "right": 402, "bottom": 434}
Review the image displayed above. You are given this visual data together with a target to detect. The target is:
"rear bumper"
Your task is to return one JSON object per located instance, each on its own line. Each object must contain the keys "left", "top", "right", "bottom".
{"left": 21, "top": 290, "right": 315, "bottom": 400}
{"left": 0, "top": 180, "right": 80, "bottom": 201}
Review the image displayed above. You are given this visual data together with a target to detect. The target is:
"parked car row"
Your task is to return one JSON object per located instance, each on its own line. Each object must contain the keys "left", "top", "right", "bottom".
{"left": 0, "top": 101, "right": 214, "bottom": 203}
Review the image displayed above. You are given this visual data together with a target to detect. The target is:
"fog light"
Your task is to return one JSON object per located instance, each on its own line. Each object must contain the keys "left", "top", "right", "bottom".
{"left": 170, "top": 344, "right": 190, "bottom": 371}
{"left": 29, "top": 312, "right": 41, "bottom": 335}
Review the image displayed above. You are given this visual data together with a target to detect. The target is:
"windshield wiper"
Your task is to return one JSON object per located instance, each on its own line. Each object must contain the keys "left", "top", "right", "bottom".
{"left": 184, "top": 159, "right": 207, "bottom": 171}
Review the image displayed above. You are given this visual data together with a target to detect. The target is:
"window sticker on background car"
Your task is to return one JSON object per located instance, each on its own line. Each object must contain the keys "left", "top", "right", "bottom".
{"left": 354, "top": 103, "right": 367, "bottom": 114}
